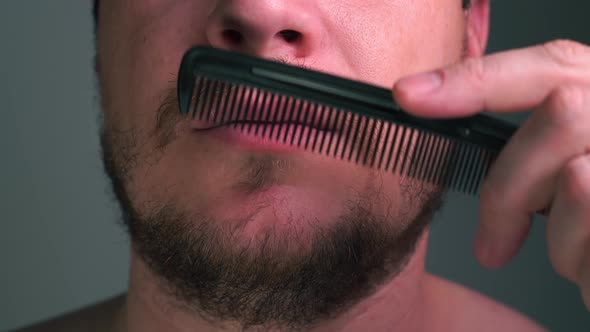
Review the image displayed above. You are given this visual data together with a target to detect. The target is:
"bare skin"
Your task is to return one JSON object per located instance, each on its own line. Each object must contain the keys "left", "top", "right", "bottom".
{"left": 15, "top": 0, "right": 590, "bottom": 330}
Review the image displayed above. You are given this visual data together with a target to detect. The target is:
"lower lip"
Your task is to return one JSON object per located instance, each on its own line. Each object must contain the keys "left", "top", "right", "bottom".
{"left": 194, "top": 124, "right": 334, "bottom": 153}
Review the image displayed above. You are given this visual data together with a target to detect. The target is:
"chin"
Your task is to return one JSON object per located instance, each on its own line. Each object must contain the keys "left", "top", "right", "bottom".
{"left": 198, "top": 184, "right": 351, "bottom": 247}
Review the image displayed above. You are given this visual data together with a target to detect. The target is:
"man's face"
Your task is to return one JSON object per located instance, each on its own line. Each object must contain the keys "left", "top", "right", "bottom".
{"left": 97, "top": 0, "right": 468, "bottom": 329}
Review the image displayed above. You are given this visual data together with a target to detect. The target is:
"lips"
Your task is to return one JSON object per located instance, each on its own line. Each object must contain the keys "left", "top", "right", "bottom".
{"left": 188, "top": 85, "right": 345, "bottom": 134}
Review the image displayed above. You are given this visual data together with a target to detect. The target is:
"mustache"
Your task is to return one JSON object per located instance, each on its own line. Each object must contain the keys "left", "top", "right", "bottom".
{"left": 154, "top": 82, "right": 391, "bottom": 178}
{"left": 154, "top": 84, "right": 184, "bottom": 150}
{"left": 154, "top": 56, "right": 318, "bottom": 149}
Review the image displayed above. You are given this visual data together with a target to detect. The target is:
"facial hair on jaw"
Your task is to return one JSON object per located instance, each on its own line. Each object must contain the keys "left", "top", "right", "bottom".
{"left": 99, "top": 86, "right": 446, "bottom": 331}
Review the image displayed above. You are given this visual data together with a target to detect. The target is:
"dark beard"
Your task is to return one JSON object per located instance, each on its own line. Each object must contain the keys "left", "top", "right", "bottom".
{"left": 99, "top": 91, "right": 445, "bottom": 331}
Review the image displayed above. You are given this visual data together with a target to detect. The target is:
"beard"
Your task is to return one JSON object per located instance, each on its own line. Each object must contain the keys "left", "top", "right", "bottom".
{"left": 99, "top": 87, "right": 445, "bottom": 331}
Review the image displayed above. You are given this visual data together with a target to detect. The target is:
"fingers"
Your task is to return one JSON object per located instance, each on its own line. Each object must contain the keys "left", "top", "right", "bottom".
{"left": 474, "top": 85, "right": 590, "bottom": 267}
{"left": 392, "top": 39, "right": 590, "bottom": 310}
{"left": 391, "top": 40, "right": 590, "bottom": 269}
{"left": 546, "top": 154, "right": 590, "bottom": 310}
{"left": 392, "top": 40, "right": 590, "bottom": 118}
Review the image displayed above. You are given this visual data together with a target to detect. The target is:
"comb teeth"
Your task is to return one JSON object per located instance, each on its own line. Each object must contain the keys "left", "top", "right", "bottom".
{"left": 184, "top": 76, "right": 500, "bottom": 196}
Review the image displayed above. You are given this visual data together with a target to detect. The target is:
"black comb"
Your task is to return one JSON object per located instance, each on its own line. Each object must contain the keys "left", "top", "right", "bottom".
{"left": 177, "top": 46, "right": 519, "bottom": 199}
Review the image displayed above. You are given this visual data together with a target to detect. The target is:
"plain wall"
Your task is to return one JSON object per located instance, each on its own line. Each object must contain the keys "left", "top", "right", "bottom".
{"left": 1, "top": 1, "right": 589, "bottom": 331}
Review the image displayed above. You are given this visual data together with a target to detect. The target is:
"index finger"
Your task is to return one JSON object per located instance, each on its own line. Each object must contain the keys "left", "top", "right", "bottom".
{"left": 392, "top": 40, "right": 590, "bottom": 118}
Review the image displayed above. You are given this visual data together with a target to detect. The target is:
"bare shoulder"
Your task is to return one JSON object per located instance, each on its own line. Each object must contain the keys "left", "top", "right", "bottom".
{"left": 425, "top": 274, "right": 548, "bottom": 332}
{"left": 12, "top": 294, "right": 126, "bottom": 332}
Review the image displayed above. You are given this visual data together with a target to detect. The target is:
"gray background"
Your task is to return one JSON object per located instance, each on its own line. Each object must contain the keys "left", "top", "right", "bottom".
{"left": 1, "top": 1, "right": 589, "bottom": 331}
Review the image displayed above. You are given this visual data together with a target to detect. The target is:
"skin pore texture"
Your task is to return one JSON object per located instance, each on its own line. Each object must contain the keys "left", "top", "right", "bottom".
{"left": 17, "top": 0, "right": 547, "bottom": 331}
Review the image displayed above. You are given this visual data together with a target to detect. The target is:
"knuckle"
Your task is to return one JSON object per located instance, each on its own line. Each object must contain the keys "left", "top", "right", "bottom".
{"left": 461, "top": 57, "right": 488, "bottom": 88}
{"left": 542, "top": 39, "right": 590, "bottom": 67}
{"left": 560, "top": 156, "right": 590, "bottom": 206}
{"left": 552, "top": 85, "right": 586, "bottom": 109}
{"left": 545, "top": 85, "right": 588, "bottom": 129}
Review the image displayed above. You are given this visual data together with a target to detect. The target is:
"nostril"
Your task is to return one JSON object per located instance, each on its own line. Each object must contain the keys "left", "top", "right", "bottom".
{"left": 222, "top": 29, "right": 244, "bottom": 45}
{"left": 278, "top": 30, "right": 302, "bottom": 43}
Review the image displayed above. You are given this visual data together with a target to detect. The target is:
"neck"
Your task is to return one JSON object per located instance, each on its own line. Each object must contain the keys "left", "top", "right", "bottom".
{"left": 120, "top": 231, "right": 433, "bottom": 332}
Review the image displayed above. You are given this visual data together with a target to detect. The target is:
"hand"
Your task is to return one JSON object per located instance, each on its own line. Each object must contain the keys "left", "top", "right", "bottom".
{"left": 393, "top": 40, "right": 590, "bottom": 309}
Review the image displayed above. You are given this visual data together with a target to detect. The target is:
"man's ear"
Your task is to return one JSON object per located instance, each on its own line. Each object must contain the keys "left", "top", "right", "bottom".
{"left": 465, "top": 0, "right": 490, "bottom": 57}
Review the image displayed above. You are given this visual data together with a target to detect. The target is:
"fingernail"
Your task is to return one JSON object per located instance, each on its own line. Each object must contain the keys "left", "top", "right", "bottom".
{"left": 396, "top": 70, "right": 443, "bottom": 96}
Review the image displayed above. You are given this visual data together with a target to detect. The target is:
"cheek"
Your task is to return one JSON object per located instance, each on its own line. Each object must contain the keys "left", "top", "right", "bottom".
{"left": 324, "top": 0, "right": 465, "bottom": 87}
{"left": 98, "top": 0, "right": 211, "bottom": 131}
{"left": 97, "top": 1, "right": 216, "bottom": 207}
{"left": 395, "top": 1, "right": 466, "bottom": 72}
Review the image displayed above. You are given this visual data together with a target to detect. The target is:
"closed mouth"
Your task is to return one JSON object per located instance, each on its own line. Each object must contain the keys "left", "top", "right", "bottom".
{"left": 193, "top": 119, "right": 336, "bottom": 133}
{"left": 186, "top": 82, "right": 355, "bottom": 134}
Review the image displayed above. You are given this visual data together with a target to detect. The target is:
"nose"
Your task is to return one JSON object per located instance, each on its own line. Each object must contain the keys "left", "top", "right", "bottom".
{"left": 205, "top": 0, "right": 324, "bottom": 59}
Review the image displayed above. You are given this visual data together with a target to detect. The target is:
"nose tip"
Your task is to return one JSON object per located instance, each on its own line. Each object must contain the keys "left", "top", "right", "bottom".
{"left": 205, "top": 0, "right": 321, "bottom": 58}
